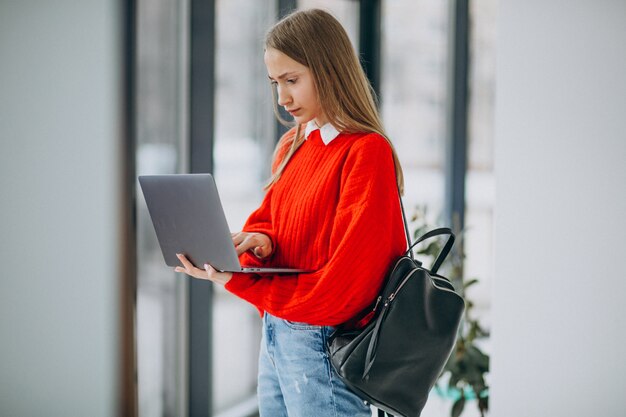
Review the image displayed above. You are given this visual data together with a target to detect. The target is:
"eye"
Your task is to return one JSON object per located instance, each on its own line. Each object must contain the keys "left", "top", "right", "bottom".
{"left": 269, "top": 80, "right": 278, "bottom": 86}
{"left": 286, "top": 78, "right": 297, "bottom": 85}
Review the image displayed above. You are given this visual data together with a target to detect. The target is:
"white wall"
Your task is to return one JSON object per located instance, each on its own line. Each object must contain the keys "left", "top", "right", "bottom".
{"left": 492, "top": 1, "right": 626, "bottom": 416}
{"left": 0, "top": 1, "right": 124, "bottom": 416}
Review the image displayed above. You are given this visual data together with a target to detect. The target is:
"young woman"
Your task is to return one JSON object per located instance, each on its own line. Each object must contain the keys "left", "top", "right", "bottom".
{"left": 175, "top": 9, "right": 407, "bottom": 417}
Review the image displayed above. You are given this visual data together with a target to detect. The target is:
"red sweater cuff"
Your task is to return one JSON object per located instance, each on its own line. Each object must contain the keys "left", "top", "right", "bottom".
{"left": 224, "top": 272, "right": 259, "bottom": 293}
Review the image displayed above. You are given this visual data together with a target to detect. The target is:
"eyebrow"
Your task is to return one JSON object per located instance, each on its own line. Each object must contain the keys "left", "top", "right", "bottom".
{"left": 267, "top": 71, "right": 300, "bottom": 81}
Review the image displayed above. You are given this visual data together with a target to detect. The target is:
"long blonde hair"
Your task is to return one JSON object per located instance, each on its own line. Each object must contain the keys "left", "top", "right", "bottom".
{"left": 264, "top": 9, "right": 405, "bottom": 194}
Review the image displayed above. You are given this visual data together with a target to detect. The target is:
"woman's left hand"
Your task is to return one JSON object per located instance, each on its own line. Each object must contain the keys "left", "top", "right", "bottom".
{"left": 174, "top": 253, "right": 233, "bottom": 285}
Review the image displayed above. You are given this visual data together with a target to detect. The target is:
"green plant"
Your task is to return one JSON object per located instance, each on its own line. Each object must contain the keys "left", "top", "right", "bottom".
{"left": 411, "top": 206, "right": 490, "bottom": 417}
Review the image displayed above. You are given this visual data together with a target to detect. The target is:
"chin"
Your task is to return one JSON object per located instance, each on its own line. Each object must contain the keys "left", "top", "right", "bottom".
{"left": 294, "top": 116, "right": 313, "bottom": 125}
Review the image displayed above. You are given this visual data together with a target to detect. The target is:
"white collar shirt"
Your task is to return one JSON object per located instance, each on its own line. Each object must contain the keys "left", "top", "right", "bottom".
{"left": 304, "top": 120, "right": 341, "bottom": 145}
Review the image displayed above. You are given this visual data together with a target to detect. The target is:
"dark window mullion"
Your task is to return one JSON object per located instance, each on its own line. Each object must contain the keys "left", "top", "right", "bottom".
{"left": 122, "top": 0, "right": 138, "bottom": 415}
{"left": 274, "top": 0, "right": 298, "bottom": 143}
{"left": 445, "top": 0, "right": 469, "bottom": 246}
{"left": 188, "top": 0, "right": 216, "bottom": 416}
{"left": 359, "top": 0, "right": 382, "bottom": 99}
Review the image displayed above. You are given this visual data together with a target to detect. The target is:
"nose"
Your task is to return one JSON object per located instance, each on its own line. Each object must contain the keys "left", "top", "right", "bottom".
{"left": 276, "top": 85, "right": 291, "bottom": 107}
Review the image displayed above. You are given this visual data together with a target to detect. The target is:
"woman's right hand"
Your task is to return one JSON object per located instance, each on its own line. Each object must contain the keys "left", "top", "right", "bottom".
{"left": 231, "top": 232, "right": 273, "bottom": 259}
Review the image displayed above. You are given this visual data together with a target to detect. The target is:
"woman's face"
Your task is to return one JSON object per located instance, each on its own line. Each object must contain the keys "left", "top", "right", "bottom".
{"left": 264, "top": 47, "right": 327, "bottom": 127}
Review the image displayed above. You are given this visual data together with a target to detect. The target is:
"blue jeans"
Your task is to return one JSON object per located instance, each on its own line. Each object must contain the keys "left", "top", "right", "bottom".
{"left": 258, "top": 313, "right": 372, "bottom": 417}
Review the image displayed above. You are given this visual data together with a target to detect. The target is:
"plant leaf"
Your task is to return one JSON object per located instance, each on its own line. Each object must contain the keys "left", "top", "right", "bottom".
{"left": 411, "top": 203, "right": 491, "bottom": 415}
{"left": 478, "top": 395, "right": 489, "bottom": 415}
{"left": 451, "top": 395, "right": 466, "bottom": 417}
{"left": 466, "top": 345, "right": 490, "bottom": 372}
{"left": 463, "top": 278, "right": 479, "bottom": 289}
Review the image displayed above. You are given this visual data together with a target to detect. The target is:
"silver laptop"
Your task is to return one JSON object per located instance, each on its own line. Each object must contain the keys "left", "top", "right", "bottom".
{"left": 138, "top": 173, "right": 309, "bottom": 274}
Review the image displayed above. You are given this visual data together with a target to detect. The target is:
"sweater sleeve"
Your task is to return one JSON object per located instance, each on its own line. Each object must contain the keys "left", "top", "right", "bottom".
{"left": 241, "top": 186, "right": 274, "bottom": 242}
{"left": 225, "top": 134, "right": 407, "bottom": 326}
{"left": 237, "top": 127, "right": 298, "bottom": 264}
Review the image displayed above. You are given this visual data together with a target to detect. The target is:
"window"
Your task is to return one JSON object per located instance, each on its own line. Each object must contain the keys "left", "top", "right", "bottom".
{"left": 133, "top": 2, "right": 497, "bottom": 415}
{"left": 213, "top": 0, "right": 275, "bottom": 413}
{"left": 465, "top": 0, "right": 497, "bottom": 327}
{"left": 135, "top": 0, "right": 189, "bottom": 416}
{"left": 381, "top": 0, "right": 450, "bottom": 220}
{"left": 298, "top": 0, "right": 359, "bottom": 49}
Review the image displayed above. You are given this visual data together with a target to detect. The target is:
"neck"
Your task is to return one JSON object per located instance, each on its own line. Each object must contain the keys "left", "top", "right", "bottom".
{"left": 314, "top": 114, "right": 328, "bottom": 127}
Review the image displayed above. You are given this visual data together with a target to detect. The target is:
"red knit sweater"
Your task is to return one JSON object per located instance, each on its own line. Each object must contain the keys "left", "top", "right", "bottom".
{"left": 224, "top": 127, "right": 407, "bottom": 326}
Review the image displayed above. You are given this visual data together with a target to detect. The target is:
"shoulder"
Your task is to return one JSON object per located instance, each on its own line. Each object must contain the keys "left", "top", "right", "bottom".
{"left": 345, "top": 132, "right": 394, "bottom": 163}
{"left": 271, "top": 126, "right": 301, "bottom": 173}
{"left": 336, "top": 132, "right": 397, "bottom": 187}
{"left": 337, "top": 132, "right": 399, "bottom": 197}
{"left": 277, "top": 126, "right": 299, "bottom": 148}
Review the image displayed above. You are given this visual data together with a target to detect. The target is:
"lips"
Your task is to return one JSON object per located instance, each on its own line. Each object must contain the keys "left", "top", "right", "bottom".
{"left": 286, "top": 108, "right": 301, "bottom": 115}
